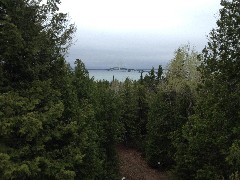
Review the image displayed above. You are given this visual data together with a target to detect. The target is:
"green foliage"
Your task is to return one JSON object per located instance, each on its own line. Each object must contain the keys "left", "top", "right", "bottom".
{"left": 145, "top": 45, "right": 198, "bottom": 171}
{"left": 92, "top": 81, "right": 123, "bottom": 179}
{"left": 146, "top": 85, "right": 193, "bottom": 170}
{"left": 157, "top": 65, "right": 163, "bottom": 82}
{"left": 143, "top": 67, "right": 157, "bottom": 91}
{"left": 0, "top": 0, "right": 120, "bottom": 179}
{"left": 119, "top": 78, "right": 139, "bottom": 147}
{"left": 2, "top": 0, "right": 239, "bottom": 179}
{"left": 0, "top": 0, "right": 75, "bottom": 91}
{"left": 73, "top": 59, "right": 94, "bottom": 101}
{"left": 146, "top": 90, "right": 176, "bottom": 169}
{"left": 136, "top": 83, "right": 149, "bottom": 151}
{"left": 166, "top": 44, "right": 200, "bottom": 93}
{"left": 174, "top": 0, "right": 240, "bottom": 178}
{"left": 0, "top": 81, "right": 84, "bottom": 179}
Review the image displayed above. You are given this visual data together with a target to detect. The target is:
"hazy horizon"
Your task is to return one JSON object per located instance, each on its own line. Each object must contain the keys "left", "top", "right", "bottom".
{"left": 60, "top": 0, "right": 222, "bottom": 69}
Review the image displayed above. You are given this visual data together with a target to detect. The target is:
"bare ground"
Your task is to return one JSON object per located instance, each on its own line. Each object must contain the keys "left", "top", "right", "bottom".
{"left": 117, "top": 145, "right": 169, "bottom": 180}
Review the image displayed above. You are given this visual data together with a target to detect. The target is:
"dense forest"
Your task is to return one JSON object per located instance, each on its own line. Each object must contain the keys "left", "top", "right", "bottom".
{"left": 0, "top": 0, "right": 240, "bottom": 179}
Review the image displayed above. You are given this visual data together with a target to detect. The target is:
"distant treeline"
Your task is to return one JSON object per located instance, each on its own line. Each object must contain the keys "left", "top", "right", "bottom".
{"left": 0, "top": 0, "right": 240, "bottom": 179}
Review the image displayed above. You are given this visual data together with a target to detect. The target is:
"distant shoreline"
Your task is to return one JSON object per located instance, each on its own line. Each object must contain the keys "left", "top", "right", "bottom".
{"left": 87, "top": 68, "right": 160, "bottom": 72}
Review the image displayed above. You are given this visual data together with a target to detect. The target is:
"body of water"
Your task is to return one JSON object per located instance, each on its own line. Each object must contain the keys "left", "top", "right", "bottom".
{"left": 88, "top": 70, "right": 149, "bottom": 82}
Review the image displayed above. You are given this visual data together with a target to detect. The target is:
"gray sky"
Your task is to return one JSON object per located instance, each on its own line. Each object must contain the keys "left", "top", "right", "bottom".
{"left": 60, "top": 0, "right": 221, "bottom": 69}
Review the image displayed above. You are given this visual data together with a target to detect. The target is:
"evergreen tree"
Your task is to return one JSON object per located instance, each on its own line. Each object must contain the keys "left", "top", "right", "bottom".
{"left": 137, "top": 83, "right": 149, "bottom": 150}
{"left": 157, "top": 65, "right": 163, "bottom": 82}
{"left": 120, "top": 78, "right": 139, "bottom": 147}
{"left": 92, "top": 81, "right": 122, "bottom": 179}
{"left": 0, "top": 1, "right": 106, "bottom": 179}
{"left": 73, "top": 59, "right": 93, "bottom": 101}
{"left": 146, "top": 89, "right": 177, "bottom": 169}
{"left": 146, "top": 45, "right": 198, "bottom": 171}
{"left": 175, "top": 0, "right": 240, "bottom": 178}
{"left": 0, "top": 0, "right": 75, "bottom": 91}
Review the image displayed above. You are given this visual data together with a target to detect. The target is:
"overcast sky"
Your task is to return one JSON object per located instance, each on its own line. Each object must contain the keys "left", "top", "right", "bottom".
{"left": 60, "top": 0, "right": 221, "bottom": 69}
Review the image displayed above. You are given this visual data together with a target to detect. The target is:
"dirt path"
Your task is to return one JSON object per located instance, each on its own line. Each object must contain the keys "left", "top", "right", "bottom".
{"left": 117, "top": 145, "right": 169, "bottom": 180}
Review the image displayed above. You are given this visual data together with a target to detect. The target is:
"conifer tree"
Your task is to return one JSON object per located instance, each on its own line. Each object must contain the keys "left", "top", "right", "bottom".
{"left": 0, "top": 0, "right": 75, "bottom": 91}
{"left": 157, "top": 65, "right": 163, "bottom": 82}
{"left": 137, "top": 83, "right": 149, "bottom": 150}
{"left": 92, "top": 81, "right": 122, "bottom": 179}
{"left": 146, "top": 45, "right": 198, "bottom": 170}
{"left": 175, "top": 0, "right": 240, "bottom": 178}
{"left": 120, "top": 78, "right": 139, "bottom": 147}
{"left": 0, "top": 1, "right": 106, "bottom": 179}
